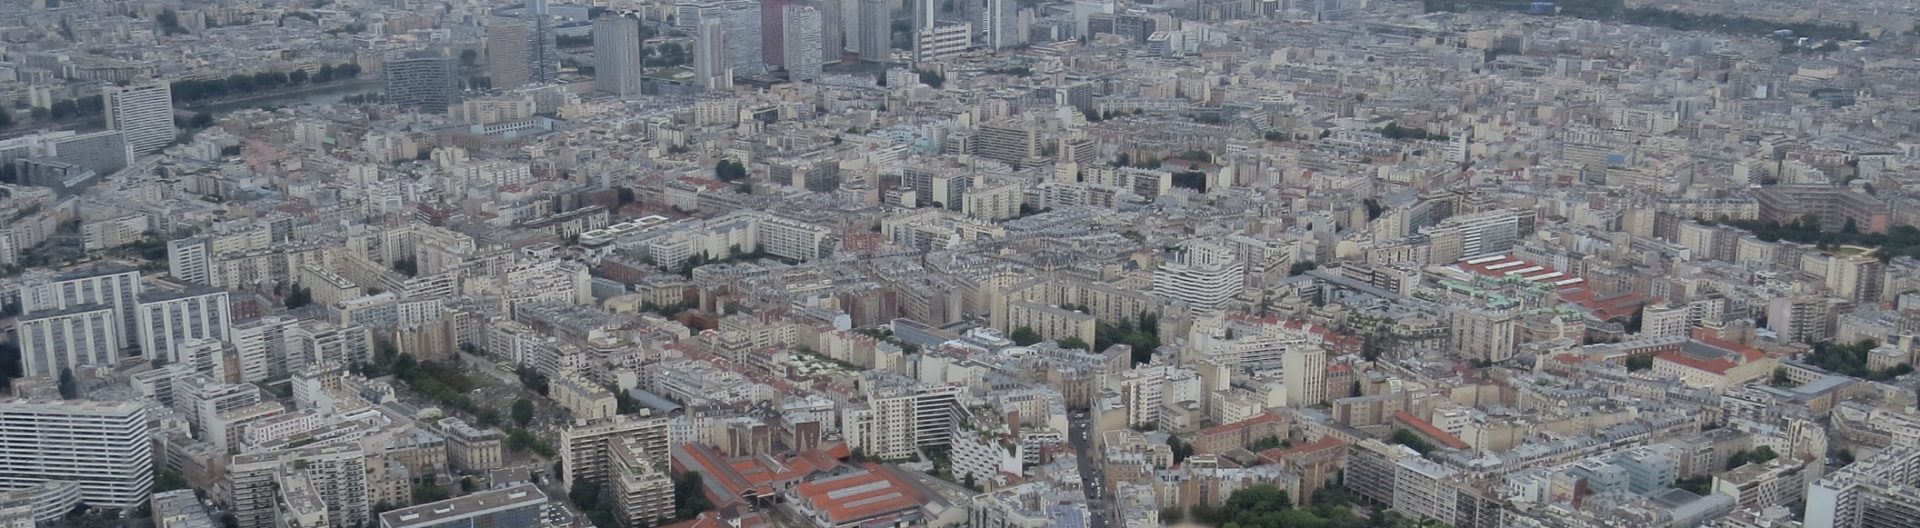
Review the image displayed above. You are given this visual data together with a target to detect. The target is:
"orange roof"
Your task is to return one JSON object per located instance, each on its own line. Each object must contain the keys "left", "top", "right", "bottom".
{"left": 1692, "top": 328, "right": 1765, "bottom": 362}
{"left": 1655, "top": 351, "right": 1739, "bottom": 375}
{"left": 1197, "top": 412, "right": 1284, "bottom": 437}
{"left": 823, "top": 441, "right": 851, "bottom": 460}
{"left": 1256, "top": 436, "right": 1346, "bottom": 464}
{"left": 793, "top": 464, "right": 924, "bottom": 525}
{"left": 1392, "top": 411, "right": 1470, "bottom": 450}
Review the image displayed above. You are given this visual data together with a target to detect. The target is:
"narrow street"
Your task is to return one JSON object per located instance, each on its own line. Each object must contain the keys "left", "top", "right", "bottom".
{"left": 1068, "top": 412, "right": 1108, "bottom": 528}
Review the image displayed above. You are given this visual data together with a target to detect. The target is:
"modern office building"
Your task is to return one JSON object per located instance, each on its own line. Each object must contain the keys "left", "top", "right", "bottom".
{"left": 135, "top": 288, "right": 232, "bottom": 364}
{"left": 522, "top": 0, "right": 557, "bottom": 84}
{"left": 486, "top": 21, "right": 535, "bottom": 89}
{"left": 819, "top": 0, "right": 844, "bottom": 63}
{"left": 592, "top": 14, "right": 646, "bottom": 96}
{"left": 986, "top": 0, "right": 1023, "bottom": 49}
{"left": 378, "top": 484, "right": 548, "bottom": 528}
{"left": 1423, "top": 209, "right": 1520, "bottom": 263}
{"left": 102, "top": 80, "right": 174, "bottom": 157}
{"left": 21, "top": 263, "right": 144, "bottom": 351}
{"left": 0, "top": 400, "right": 152, "bottom": 510}
{"left": 694, "top": 18, "right": 732, "bottom": 90}
{"left": 760, "top": 0, "right": 791, "bottom": 69}
{"left": 856, "top": 0, "right": 892, "bottom": 62}
{"left": 782, "top": 5, "right": 825, "bottom": 81}
{"left": 722, "top": 3, "right": 764, "bottom": 75}
{"left": 383, "top": 51, "right": 459, "bottom": 113}
{"left": 17, "top": 304, "right": 121, "bottom": 379}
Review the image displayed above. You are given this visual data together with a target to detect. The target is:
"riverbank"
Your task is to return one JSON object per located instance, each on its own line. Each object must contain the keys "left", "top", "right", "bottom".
{"left": 184, "top": 78, "right": 384, "bottom": 114}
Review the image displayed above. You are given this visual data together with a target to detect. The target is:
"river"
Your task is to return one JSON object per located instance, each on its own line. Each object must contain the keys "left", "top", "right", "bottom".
{"left": 193, "top": 79, "right": 385, "bottom": 116}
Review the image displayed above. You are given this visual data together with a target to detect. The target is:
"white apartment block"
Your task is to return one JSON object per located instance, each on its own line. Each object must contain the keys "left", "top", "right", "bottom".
{"left": 0, "top": 400, "right": 152, "bottom": 509}
{"left": 135, "top": 289, "right": 232, "bottom": 364}
{"left": 17, "top": 304, "right": 121, "bottom": 379}
{"left": 1282, "top": 344, "right": 1327, "bottom": 407}
{"left": 103, "top": 80, "right": 173, "bottom": 157}
{"left": 915, "top": 22, "right": 971, "bottom": 63}
{"left": 560, "top": 415, "right": 670, "bottom": 492}
{"left": 1153, "top": 242, "right": 1245, "bottom": 313}
{"left": 783, "top": 5, "right": 824, "bottom": 81}
{"left": 21, "top": 264, "right": 144, "bottom": 351}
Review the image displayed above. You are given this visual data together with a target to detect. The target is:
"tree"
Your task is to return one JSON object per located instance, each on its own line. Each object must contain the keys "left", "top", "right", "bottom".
{"left": 285, "top": 286, "right": 312, "bottom": 309}
{"left": 392, "top": 257, "right": 418, "bottom": 277}
{"left": 615, "top": 389, "right": 641, "bottom": 415}
{"left": 412, "top": 482, "right": 449, "bottom": 503}
{"left": 1289, "top": 261, "right": 1319, "bottom": 276}
{"left": 1389, "top": 429, "right": 1434, "bottom": 454}
{"left": 0, "top": 342, "right": 21, "bottom": 392}
{"left": 673, "top": 471, "right": 714, "bottom": 519}
{"left": 918, "top": 70, "right": 944, "bottom": 88}
{"left": 507, "top": 429, "right": 540, "bottom": 453}
{"left": 714, "top": 159, "right": 748, "bottom": 182}
{"left": 58, "top": 368, "right": 77, "bottom": 399}
{"left": 1675, "top": 475, "right": 1712, "bottom": 495}
{"left": 155, "top": 470, "right": 190, "bottom": 491}
{"left": 460, "top": 49, "right": 479, "bottom": 67}
{"left": 1625, "top": 355, "right": 1654, "bottom": 371}
{"left": 460, "top": 476, "right": 476, "bottom": 492}
{"left": 569, "top": 479, "right": 602, "bottom": 511}
{"left": 1727, "top": 446, "right": 1780, "bottom": 469}
{"left": 189, "top": 111, "right": 214, "bottom": 129}
{"left": 1010, "top": 327, "right": 1042, "bottom": 346}
{"left": 1167, "top": 436, "right": 1194, "bottom": 464}
{"left": 512, "top": 399, "right": 535, "bottom": 427}
{"left": 1056, "top": 337, "right": 1091, "bottom": 351}
{"left": 1160, "top": 506, "right": 1185, "bottom": 524}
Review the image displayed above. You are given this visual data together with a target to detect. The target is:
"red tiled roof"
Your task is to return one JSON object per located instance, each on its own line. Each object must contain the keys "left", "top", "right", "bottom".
{"left": 1692, "top": 328, "right": 1766, "bottom": 362}
{"left": 1255, "top": 436, "right": 1347, "bottom": 464}
{"left": 793, "top": 464, "right": 924, "bottom": 525}
{"left": 1197, "top": 412, "right": 1284, "bottom": 437}
{"left": 1392, "top": 411, "right": 1470, "bottom": 450}
{"left": 1655, "top": 351, "right": 1738, "bottom": 375}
